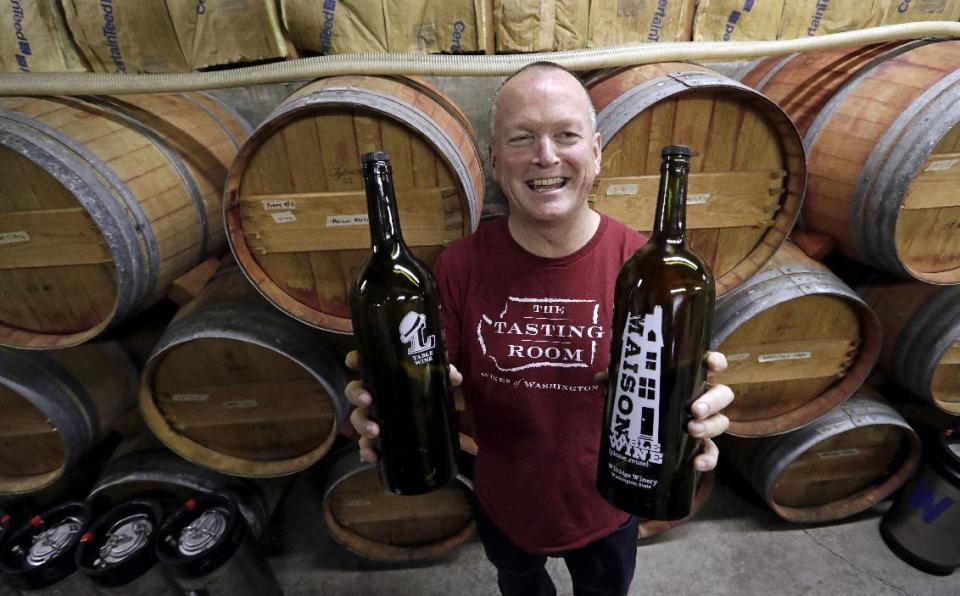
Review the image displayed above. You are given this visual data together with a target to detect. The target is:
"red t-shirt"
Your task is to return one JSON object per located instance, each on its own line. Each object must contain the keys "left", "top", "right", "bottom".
{"left": 434, "top": 214, "right": 647, "bottom": 553}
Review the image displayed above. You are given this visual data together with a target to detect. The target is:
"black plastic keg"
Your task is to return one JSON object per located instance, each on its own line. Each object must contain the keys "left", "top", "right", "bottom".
{"left": 0, "top": 501, "right": 98, "bottom": 594}
{"left": 75, "top": 498, "right": 179, "bottom": 594}
{"left": 880, "top": 425, "right": 960, "bottom": 575}
{"left": 157, "top": 492, "right": 281, "bottom": 594}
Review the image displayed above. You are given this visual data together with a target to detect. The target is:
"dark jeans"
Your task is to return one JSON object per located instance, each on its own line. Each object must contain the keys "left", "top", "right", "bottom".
{"left": 475, "top": 504, "right": 640, "bottom": 596}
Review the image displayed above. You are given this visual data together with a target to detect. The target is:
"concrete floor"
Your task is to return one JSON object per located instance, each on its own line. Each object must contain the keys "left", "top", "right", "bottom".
{"left": 267, "top": 462, "right": 957, "bottom": 596}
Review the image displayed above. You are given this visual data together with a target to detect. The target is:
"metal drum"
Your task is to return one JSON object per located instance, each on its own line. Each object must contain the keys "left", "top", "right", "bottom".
{"left": 0, "top": 501, "right": 97, "bottom": 595}
{"left": 881, "top": 426, "right": 960, "bottom": 575}
{"left": 157, "top": 492, "right": 281, "bottom": 595}
{"left": 75, "top": 498, "right": 179, "bottom": 594}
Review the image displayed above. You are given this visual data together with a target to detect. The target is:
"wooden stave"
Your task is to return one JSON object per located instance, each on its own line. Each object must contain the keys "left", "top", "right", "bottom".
{"left": 0, "top": 93, "right": 248, "bottom": 349}
{"left": 139, "top": 265, "right": 351, "bottom": 478}
{"left": 733, "top": 391, "right": 921, "bottom": 523}
{"left": 321, "top": 450, "right": 476, "bottom": 562}
{"left": 586, "top": 62, "right": 806, "bottom": 296}
{"left": 710, "top": 242, "right": 880, "bottom": 437}
{"left": 0, "top": 341, "right": 138, "bottom": 495}
{"left": 223, "top": 75, "right": 484, "bottom": 334}
{"left": 859, "top": 279, "right": 960, "bottom": 414}
{"left": 742, "top": 40, "right": 960, "bottom": 283}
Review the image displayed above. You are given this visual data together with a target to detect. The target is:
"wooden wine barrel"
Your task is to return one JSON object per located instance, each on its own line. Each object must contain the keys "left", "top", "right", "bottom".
{"left": 709, "top": 241, "right": 880, "bottom": 437}
{"left": 85, "top": 445, "right": 279, "bottom": 538}
{"left": 0, "top": 341, "right": 138, "bottom": 495}
{"left": 140, "top": 262, "right": 350, "bottom": 477}
{"left": 858, "top": 278, "right": 960, "bottom": 414}
{"left": 224, "top": 75, "right": 484, "bottom": 334}
{"left": 722, "top": 389, "right": 921, "bottom": 523}
{"left": 585, "top": 63, "right": 805, "bottom": 295}
{"left": 321, "top": 450, "right": 475, "bottom": 562}
{"left": 738, "top": 39, "right": 960, "bottom": 283}
{"left": 0, "top": 93, "right": 250, "bottom": 349}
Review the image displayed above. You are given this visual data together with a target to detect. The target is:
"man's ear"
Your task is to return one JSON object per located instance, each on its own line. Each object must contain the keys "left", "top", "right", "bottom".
{"left": 592, "top": 132, "right": 602, "bottom": 174}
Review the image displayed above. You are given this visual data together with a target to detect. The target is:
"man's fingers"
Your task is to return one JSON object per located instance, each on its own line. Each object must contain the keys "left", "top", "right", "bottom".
{"left": 345, "top": 350, "right": 361, "bottom": 372}
{"left": 693, "top": 438, "right": 719, "bottom": 472}
{"left": 349, "top": 407, "right": 379, "bottom": 439}
{"left": 449, "top": 363, "right": 463, "bottom": 386}
{"left": 359, "top": 439, "right": 379, "bottom": 465}
{"left": 705, "top": 351, "right": 728, "bottom": 373}
{"left": 688, "top": 412, "right": 729, "bottom": 439}
{"left": 593, "top": 370, "right": 609, "bottom": 385}
{"left": 691, "top": 383, "right": 734, "bottom": 419}
{"left": 345, "top": 380, "right": 372, "bottom": 407}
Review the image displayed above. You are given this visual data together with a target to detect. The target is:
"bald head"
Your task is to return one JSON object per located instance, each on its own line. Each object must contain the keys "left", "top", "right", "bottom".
{"left": 489, "top": 62, "right": 596, "bottom": 142}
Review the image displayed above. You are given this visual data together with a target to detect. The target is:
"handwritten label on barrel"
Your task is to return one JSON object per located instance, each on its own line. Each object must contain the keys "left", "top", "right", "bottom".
{"left": 271, "top": 211, "right": 297, "bottom": 224}
{"left": 726, "top": 352, "right": 751, "bottom": 362}
{"left": 817, "top": 448, "right": 860, "bottom": 459}
{"left": 262, "top": 199, "right": 296, "bottom": 211}
{"left": 326, "top": 214, "right": 368, "bottom": 227}
{"left": 172, "top": 394, "right": 209, "bottom": 402}
{"left": 687, "top": 193, "right": 710, "bottom": 205}
{"left": 0, "top": 231, "right": 30, "bottom": 245}
{"left": 925, "top": 159, "right": 958, "bottom": 172}
{"left": 223, "top": 399, "right": 258, "bottom": 409}
{"left": 758, "top": 351, "right": 812, "bottom": 363}
{"left": 607, "top": 184, "right": 639, "bottom": 196}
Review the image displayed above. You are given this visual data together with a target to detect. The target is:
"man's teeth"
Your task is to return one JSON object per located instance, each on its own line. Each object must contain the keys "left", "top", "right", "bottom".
{"left": 528, "top": 177, "right": 565, "bottom": 189}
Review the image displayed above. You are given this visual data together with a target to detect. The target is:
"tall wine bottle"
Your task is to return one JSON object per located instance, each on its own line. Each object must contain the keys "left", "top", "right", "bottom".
{"left": 597, "top": 145, "right": 715, "bottom": 520}
{"left": 350, "top": 151, "right": 458, "bottom": 495}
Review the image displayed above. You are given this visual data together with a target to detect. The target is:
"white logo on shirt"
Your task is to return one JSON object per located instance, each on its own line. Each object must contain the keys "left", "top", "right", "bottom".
{"left": 477, "top": 297, "right": 605, "bottom": 372}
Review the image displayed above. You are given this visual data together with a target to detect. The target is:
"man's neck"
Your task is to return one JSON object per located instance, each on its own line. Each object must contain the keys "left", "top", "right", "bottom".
{"left": 507, "top": 209, "right": 602, "bottom": 259}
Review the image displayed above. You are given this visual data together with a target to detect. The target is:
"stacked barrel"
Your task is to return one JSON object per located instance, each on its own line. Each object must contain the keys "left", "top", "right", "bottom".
{"left": 0, "top": 72, "right": 489, "bottom": 593}
{"left": 720, "top": 39, "right": 960, "bottom": 550}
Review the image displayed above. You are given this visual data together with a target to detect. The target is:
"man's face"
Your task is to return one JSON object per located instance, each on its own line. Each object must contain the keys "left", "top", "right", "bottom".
{"left": 489, "top": 69, "right": 602, "bottom": 228}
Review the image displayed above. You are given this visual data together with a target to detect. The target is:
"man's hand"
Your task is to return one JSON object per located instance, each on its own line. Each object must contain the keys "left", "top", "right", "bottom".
{"left": 688, "top": 352, "right": 734, "bottom": 472}
{"left": 345, "top": 350, "right": 463, "bottom": 464}
{"left": 595, "top": 351, "right": 734, "bottom": 473}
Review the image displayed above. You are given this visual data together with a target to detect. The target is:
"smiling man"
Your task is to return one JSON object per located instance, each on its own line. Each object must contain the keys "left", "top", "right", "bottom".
{"left": 346, "top": 62, "right": 734, "bottom": 596}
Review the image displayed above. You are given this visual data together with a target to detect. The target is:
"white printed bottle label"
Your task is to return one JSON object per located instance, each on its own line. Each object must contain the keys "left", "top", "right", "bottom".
{"left": 172, "top": 394, "right": 209, "bottom": 402}
{"left": 608, "top": 306, "right": 665, "bottom": 482}
{"left": 326, "top": 214, "right": 369, "bottom": 227}
{"left": 925, "top": 159, "right": 958, "bottom": 172}
{"left": 399, "top": 311, "right": 436, "bottom": 366}
{"left": 758, "top": 351, "right": 811, "bottom": 363}
{"left": 0, "top": 231, "right": 29, "bottom": 245}
{"left": 271, "top": 211, "right": 297, "bottom": 224}
{"left": 687, "top": 193, "right": 710, "bottom": 205}
{"left": 262, "top": 199, "right": 296, "bottom": 211}
{"left": 607, "top": 184, "right": 639, "bottom": 196}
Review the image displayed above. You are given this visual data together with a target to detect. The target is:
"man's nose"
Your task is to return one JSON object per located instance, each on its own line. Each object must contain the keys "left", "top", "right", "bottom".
{"left": 533, "top": 137, "right": 559, "bottom": 166}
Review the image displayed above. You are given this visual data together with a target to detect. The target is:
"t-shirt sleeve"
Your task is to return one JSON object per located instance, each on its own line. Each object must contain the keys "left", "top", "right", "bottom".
{"left": 432, "top": 248, "right": 464, "bottom": 369}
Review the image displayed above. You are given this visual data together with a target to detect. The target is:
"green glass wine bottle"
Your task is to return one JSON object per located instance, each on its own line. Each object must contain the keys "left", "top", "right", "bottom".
{"left": 597, "top": 145, "right": 715, "bottom": 520}
{"left": 350, "top": 151, "right": 458, "bottom": 495}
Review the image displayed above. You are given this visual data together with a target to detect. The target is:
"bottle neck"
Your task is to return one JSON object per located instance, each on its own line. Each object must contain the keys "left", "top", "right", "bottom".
{"left": 653, "top": 156, "right": 689, "bottom": 246}
{"left": 363, "top": 161, "right": 405, "bottom": 253}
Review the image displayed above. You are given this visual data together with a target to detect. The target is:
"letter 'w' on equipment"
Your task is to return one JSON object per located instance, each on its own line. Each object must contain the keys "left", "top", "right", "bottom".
{"left": 598, "top": 145, "right": 715, "bottom": 521}
{"left": 881, "top": 423, "right": 960, "bottom": 575}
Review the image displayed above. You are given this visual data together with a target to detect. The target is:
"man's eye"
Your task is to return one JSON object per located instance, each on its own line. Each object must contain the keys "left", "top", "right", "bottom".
{"left": 507, "top": 134, "right": 533, "bottom": 146}
{"left": 558, "top": 132, "right": 581, "bottom": 143}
